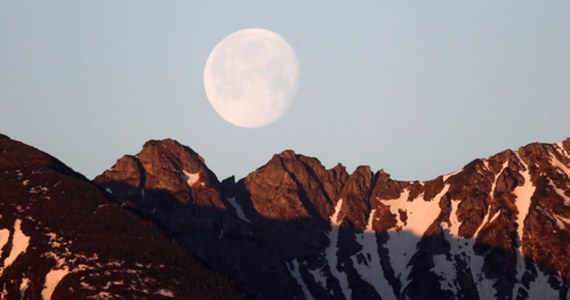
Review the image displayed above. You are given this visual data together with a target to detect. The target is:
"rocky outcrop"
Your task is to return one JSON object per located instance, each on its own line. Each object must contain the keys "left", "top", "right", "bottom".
{"left": 0, "top": 134, "right": 243, "bottom": 299}
{"left": 95, "top": 137, "right": 570, "bottom": 299}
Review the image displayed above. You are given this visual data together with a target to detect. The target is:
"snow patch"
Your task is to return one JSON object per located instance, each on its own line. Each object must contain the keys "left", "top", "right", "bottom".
{"left": 156, "top": 289, "right": 174, "bottom": 298}
{"left": 431, "top": 254, "right": 458, "bottom": 294}
{"left": 483, "top": 160, "right": 490, "bottom": 171}
{"left": 42, "top": 266, "right": 69, "bottom": 300}
{"left": 94, "top": 291, "right": 113, "bottom": 299}
{"left": 553, "top": 214, "right": 570, "bottom": 230}
{"left": 513, "top": 158, "right": 535, "bottom": 281}
{"left": 226, "top": 197, "right": 251, "bottom": 223}
{"left": 526, "top": 265, "right": 559, "bottom": 300}
{"left": 552, "top": 182, "right": 570, "bottom": 207}
{"left": 307, "top": 267, "right": 327, "bottom": 291}
{"left": 557, "top": 142, "right": 570, "bottom": 156}
{"left": 552, "top": 159, "right": 570, "bottom": 178}
{"left": 448, "top": 200, "right": 461, "bottom": 237}
{"left": 330, "top": 199, "right": 344, "bottom": 225}
{"left": 513, "top": 159, "right": 534, "bottom": 238}
{"left": 325, "top": 199, "right": 352, "bottom": 300}
{"left": 182, "top": 170, "right": 200, "bottom": 186}
{"left": 549, "top": 153, "right": 570, "bottom": 204}
{"left": 80, "top": 281, "right": 96, "bottom": 291}
{"left": 442, "top": 229, "right": 496, "bottom": 299}
{"left": 388, "top": 186, "right": 445, "bottom": 236}
{"left": 287, "top": 259, "right": 314, "bottom": 300}
{"left": 20, "top": 277, "right": 30, "bottom": 298}
{"left": 473, "top": 206, "right": 492, "bottom": 239}
{"left": 3, "top": 219, "right": 30, "bottom": 272}
{"left": 443, "top": 169, "right": 461, "bottom": 181}
{"left": 351, "top": 209, "right": 395, "bottom": 300}
{"left": 386, "top": 185, "right": 447, "bottom": 287}
{"left": 0, "top": 228, "right": 10, "bottom": 253}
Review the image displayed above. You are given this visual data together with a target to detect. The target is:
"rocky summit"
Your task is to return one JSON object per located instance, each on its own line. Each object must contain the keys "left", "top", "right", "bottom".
{"left": 96, "top": 137, "right": 570, "bottom": 300}
{"left": 0, "top": 134, "right": 244, "bottom": 299}
{"left": 1, "top": 132, "right": 570, "bottom": 299}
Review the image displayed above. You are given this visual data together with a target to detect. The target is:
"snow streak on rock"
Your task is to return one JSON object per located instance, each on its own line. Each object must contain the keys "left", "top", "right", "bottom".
{"left": 226, "top": 197, "right": 250, "bottom": 223}
{"left": 19, "top": 277, "right": 29, "bottom": 298}
{"left": 325, "top": 199, "right": 351, "bottom": 300}
{"left": 287, "top": 259, "right": 314, "bottom": 300}
{"left": 307, "top": 267, "right": 327, "bottom": 291}
{"left": 474, "top": 161, "right": 508, "bottom": 238}
{"left": 513, "top": 158, "right": 535, "bottom": 282}
{"left": 552, "top": 148, "right": 570, "bottom": 178}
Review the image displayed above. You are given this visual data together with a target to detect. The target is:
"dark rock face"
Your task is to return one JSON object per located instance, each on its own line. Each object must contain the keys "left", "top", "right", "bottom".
{"left": 94, "top": 137, "right": 570, "bottom": 299}
{"left": 0, "top": 134, "right": 243, "bottom": 299}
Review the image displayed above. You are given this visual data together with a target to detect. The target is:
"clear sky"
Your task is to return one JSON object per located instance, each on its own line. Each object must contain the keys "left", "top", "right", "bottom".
{"left": 1, "top": 1, "right": 569, "bottom": 181}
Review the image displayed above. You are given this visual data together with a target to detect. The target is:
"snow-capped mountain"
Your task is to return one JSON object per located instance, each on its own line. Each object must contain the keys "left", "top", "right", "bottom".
{"left": 95, "top": 137, "right": 570, "bottom": 299}
{"left": 0, "top": 134, "right": 244, "bottom": 299}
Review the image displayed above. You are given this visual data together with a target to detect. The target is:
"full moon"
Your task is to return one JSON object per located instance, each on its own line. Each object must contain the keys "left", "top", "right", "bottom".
{"left": 203, "top": 28, "right": 300, "bottom": 128}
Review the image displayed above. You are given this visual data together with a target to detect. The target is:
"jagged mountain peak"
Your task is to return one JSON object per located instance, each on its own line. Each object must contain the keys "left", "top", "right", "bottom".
{"left": 96, "top": 137, "right": 225, "bottom": 211}
{"left": 138, "top": 138, "right": 213, "bottom": 181}
{"left": 140, "top": 138, "right": 205, "bottom": 165}
{"left": 276, "top": 148, "right": 297, "bottom": 158}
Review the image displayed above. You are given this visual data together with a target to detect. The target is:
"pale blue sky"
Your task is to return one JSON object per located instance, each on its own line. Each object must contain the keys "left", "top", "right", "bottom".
{"left": 1, "top": 1, "right": 569, "bottom": 181}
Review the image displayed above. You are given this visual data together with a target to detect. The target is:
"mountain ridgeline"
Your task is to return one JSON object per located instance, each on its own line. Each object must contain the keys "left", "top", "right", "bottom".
{"left": 1, "top": 133, "right": 570, "bottom": 299}
{"left": 0, "top": 134, "right": 244, "bottom": 299}
{"left": 94, "top": 137, "right": 570, "bottom": 300}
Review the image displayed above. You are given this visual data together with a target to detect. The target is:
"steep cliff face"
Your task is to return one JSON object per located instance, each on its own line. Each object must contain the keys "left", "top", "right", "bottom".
{"left": 96, "top": 137, "right": 570, "bottom": 299}
{"left": 0, "top": 134, "right": 243, "bottom": 299}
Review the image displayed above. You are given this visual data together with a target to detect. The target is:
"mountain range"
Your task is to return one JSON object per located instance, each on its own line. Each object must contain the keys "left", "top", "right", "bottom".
{"left": 1, "top": 133, "right": 570, "bottom": 299}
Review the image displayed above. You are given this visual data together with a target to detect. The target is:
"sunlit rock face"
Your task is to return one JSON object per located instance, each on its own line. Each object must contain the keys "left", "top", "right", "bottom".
{"left": 0, "top": 134, "right": 244, "bottom": 299}
{"left": 96, "top": 136, "right": 570, "bottom": 300}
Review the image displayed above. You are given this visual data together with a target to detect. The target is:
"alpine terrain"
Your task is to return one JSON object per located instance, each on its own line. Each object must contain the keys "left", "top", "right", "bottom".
{"left": 1, "top": 132, "right": 570, "bottom": 299}
{"left": 95, "top": 137, "right": 570, "bottom": 300}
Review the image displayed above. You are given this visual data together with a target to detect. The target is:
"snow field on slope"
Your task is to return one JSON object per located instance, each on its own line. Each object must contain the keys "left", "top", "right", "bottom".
{"left": 2, "top": 219, "right": 30, "bottom": 275}
{"left": 385, "top": 185, "right": 446, "bottom": 287}
{"left": 351, "top": 208, "right": 395, "bottom": 300}
{"left": 513, "top": 158, "right": 535, "bottom": 281}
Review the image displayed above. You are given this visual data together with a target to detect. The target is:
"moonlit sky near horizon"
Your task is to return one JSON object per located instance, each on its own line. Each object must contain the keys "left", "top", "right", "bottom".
{"left": 1, "top": 1, "right": 569, "bottom": 181}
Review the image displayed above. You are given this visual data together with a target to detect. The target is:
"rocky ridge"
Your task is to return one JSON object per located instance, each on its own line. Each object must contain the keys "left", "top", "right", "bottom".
{"left": 96, "top": 137, "right": 570, "bottom": 299}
